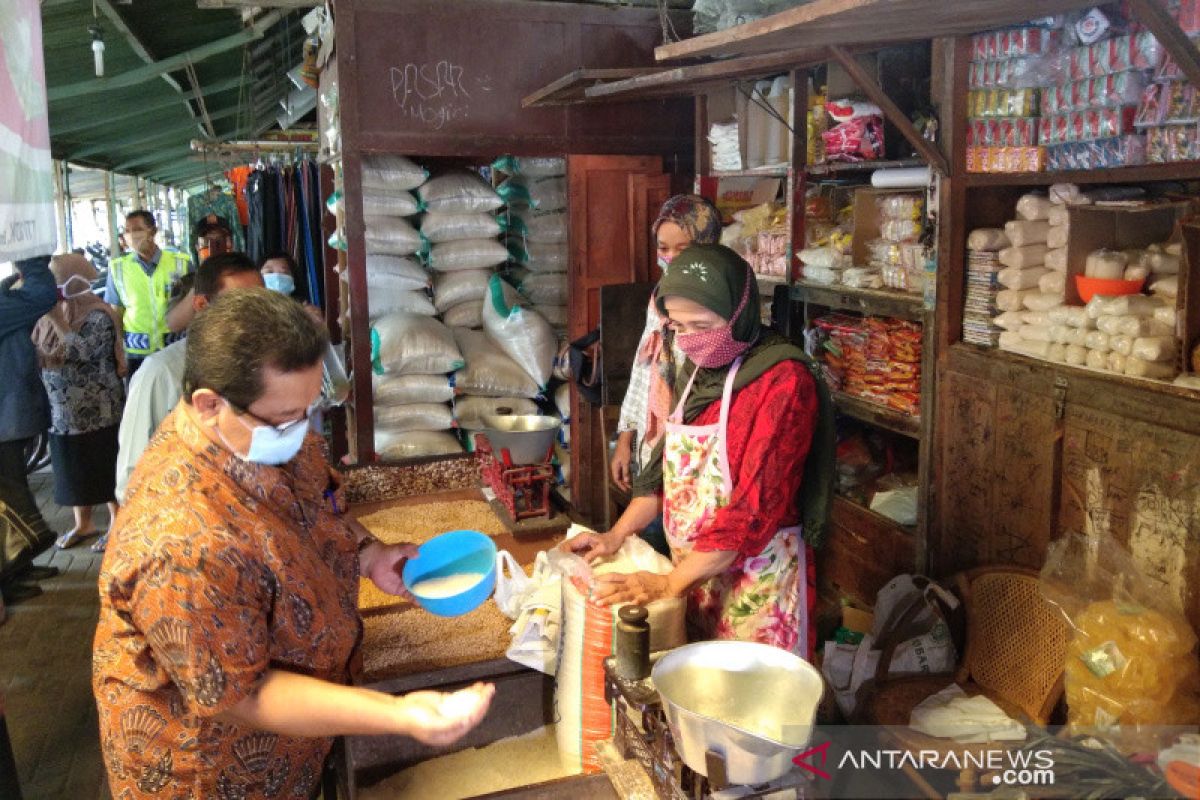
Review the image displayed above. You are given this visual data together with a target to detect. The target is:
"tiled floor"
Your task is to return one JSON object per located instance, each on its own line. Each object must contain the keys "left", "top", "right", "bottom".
{"left": 1, "top": 468, "right": 110, "bottom": 800}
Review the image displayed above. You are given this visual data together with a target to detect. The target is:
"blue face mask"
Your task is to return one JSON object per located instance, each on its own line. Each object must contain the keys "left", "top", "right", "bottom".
{"left": 263, "top": 272, "right": 295, "bottom": 295}
{"left": 225, "top": 403, "right": 311, "bottom": 465}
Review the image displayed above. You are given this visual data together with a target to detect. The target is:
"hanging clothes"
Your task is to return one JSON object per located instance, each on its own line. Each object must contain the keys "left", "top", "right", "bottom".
{"left": 242, "top": 160, "right": 326, "bottom": 308}
{"left": 224, "top": 166, "right": 252, "bottom": 228}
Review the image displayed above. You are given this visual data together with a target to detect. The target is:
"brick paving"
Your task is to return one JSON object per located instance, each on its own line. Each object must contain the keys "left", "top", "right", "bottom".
{"left": 1, "top": 468, "right": 110, "bottom": 800}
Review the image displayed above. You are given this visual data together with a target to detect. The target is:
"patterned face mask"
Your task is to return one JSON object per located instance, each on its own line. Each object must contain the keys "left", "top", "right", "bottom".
{"left": 672, "top": 271, "right": 753, "bottom": 369}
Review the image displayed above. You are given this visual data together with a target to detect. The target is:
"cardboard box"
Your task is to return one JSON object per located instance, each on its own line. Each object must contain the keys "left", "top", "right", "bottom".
{"left": 1064, "top": 202, "right": 1187, "bottom": 306}
{"left": 851, "top": 187, "right": 923, "bottom": 267}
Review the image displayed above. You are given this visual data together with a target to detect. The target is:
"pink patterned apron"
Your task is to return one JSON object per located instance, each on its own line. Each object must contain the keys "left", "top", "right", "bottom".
{"left": 662, "top": 358, "right": 812, "bottom": 659}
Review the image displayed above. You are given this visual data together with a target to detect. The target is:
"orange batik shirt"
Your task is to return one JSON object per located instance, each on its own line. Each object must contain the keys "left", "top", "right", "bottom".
{"left": 93, "top": 405, "right": 361, "bottom": 800}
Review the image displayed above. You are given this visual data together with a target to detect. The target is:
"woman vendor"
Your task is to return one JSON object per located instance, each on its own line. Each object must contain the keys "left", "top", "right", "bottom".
{"left": 568, "top": 244, "right": 833, "bottom": 658}
{"left": 93, "top": 288, "right": 493, "bottom": 798}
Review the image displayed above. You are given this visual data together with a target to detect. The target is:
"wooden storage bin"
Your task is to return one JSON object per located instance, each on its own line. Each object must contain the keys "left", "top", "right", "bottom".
{"left": 818, "top": 495, "right": 916, "bottom": 606}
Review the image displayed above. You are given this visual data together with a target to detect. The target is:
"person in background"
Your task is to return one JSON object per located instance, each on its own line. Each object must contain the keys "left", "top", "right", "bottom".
{"left": 31, "top": 255, "right": 127, "bottom": 550}
{"left": 260, "top": 251, "right": 299, "bottom": 297}
{"left": 94, "top": 289, "right": 493, "bottom": 797}
{"left": 0, "top": 255, "right": 59, "bottom": 598}
{"left": 568, "top": 245, "right": 834, "bottom": 659}
{"left": 193, "top": 215, "right": 234, "bottom": 262}
{"left": 113, "top": 253, "right": 263, "bottom": 515}
{"left": 610, "top": 194, "right": 722, "bottom": 555}
{"left": 105, "top": 210, "right": 193, "bottom": 376}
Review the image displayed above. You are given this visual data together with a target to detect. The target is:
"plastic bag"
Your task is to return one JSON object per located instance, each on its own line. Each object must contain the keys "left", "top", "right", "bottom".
{"left": 520, "top": 272, "right": 567, "bottom": 306}
{"left": 442, "top": 299, "right": 483, "bottom": 329}
{"left": 362, "top": 189, "right": 422, "bottom": 218}
{"left": 373, "top": 373, "right": 455, "bottom": 405}
{"left": 375, "top": 429, "right": 462, "bottom": 460}
{"left": 433, "top": 269, "right": 493, "bottom": 312}
{"left": 483, "top": 275, "right": 557, "bottom": 390}
{"left": 375, "top": 402, "right": 454, "bottom": 432}
{"left": 366, "top": 254, "right": 429, "bottom": 290}
{"left": 505, "top": 551, "right": 563, "bottom": 675}
{"left": 417, "top": 172, "right": 503, "bottom": 214}
{"left": 420, "top": 212, "right": 502, "bottom": 243}
{"left": 366, "top": 269, "right": 430, "bottom": 296}
{"left": 364, "top": 215, "right": 423, "bottom": 256}
{"left": 371, "top": 313, "right": 464, "bottom": 375}
{"left": 361, "top": 154, "right": 428, "bottom": 191}
{"left": 427, "top": 239, "right": 510, "bottom": 272}
{"left": 506, "top": 210, "right": 568, "bottom": 244}
{"left": 368, "top": 288, "right": 437, "bottom": 319}
{"left": 539, "top": 305, "right": 568, "bottom": 327}
{"left": 497, "top": 176, "right": 567, "bottom": 212}
{"left": 454, "top": 395, "right": 539, "bottom": 429}
{"left": 509, "top": 240, "right": 568, "bottom": 273}
{"left": 491, "top": 155, "right": 566, "bottom": 178}
{"left": 1040, "top": 532, "right": 1200, "bottom": 732}
{"left": 452, "top": 327, "right": 540, "bottom": 399}
{"left": 494, "top": 550, "right": 533, "bottom": 619}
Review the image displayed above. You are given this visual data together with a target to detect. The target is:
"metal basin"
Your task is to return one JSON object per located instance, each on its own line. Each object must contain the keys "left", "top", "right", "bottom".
{"left": 652, "top": 641, "right": 824, "bottom": 785}
{"left": 476, "top": 414, "right": 560, "bottom": 464}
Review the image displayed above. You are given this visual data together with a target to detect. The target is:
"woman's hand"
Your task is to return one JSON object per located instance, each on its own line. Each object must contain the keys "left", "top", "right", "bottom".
{"left": 610, "top": 432, "right": 634, "bottom": 491}
{"left": 395, "top": 683, "right": 496, "bottom": 746}
{"left": 361, "top": 541, "right": 420, "bottom": 599}
{"left": 560, "top": 529, "right": 626, "bottom": 564}
{"left": 593, "top": 571, "right": 672, "bottom": 605}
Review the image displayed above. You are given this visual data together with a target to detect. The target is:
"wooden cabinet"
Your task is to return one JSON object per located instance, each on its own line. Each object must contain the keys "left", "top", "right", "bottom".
{"left": 820, "top": 496, "right": 917, "bottom": 606}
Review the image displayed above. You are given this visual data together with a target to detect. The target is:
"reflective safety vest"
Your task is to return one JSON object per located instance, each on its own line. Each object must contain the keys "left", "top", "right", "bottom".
{"left": 109, "top": 249, "right": 192, "bottom": 356}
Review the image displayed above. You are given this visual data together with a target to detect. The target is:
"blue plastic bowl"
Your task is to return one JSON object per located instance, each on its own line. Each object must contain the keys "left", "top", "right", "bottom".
{"left": 402, "top": 530, "right": 497, "bottom": 617}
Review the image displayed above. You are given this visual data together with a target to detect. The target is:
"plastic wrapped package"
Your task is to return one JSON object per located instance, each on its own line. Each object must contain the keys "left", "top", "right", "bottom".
{"left": 1040, "top": 532, "right": 1200, "bottom": 733}
{"left": 368, "top": 289, "right": 437, "bottom": 319}
{"left": 1046, "top": 225, "right": 1069, "bottom": 250}
{"left": 1096, "top": 315, "right": 1126, "bottom": 336}
{"left": 427, "top": 239, "right": 510, "bottom": 272}
{"left": 999, "top": 330, "right": 1051, "bottom": 358}
{"left": 841, "top": 268, "right": 883, "bottom": 289}
{"left": 361, "top": 155, "right": 428, "bottom": 191}
{"left": 1144, "top": 250, "right": 1182, "bottom": 275}
{"left": 420, "top": 212, "right": 502, "bottom": 243}
{"left": 373, "top": 373, "right": 455, "bottom": 405}
{"left": 433, "top": 269, "right": 493, "bottom": 312}
{"left": 375, "top": 429, "right": 462, "bottom": 460}
{"left": 482, "top": 275, "right": 557, "bottom": 391}
{"left": 1046, "top": 135, "right": 1146, "bottom": 170}
{"left": 443, "top": 300, "right": 483, "bottom": 329}
{"left": 999, "top": 244, "right": 1048, "bottom": 269}
{"left": 1114, "top": 315, "right": 1164, "bottom": 337}
{"left": 1154, "top": 305, "right": 1179, "bottom": 329}
{"left": 1065, "top": 344, "right": 1088, "bottom": 365}
{"left": 997, "top": 289, "right": 1035, "bottom": 312}
{"left": 1039, "top": 271, "right": 1066, "bottom": 295}
{"left": 1049, "top": 183, "right": 1087, "bottom": 205}
{"left": 1019, "top": 324, "right": 1054, "bottom": 342}
{"left": 1131, "top": 336, "right": 1177, "bottom": 362}
{"left": 1049, "top": 305, "right": 1094, "bottom": 329}
{"left": 1067, "top": 328, "right": 1091, "bottom": 347}
{"left": 1016, "top": 193, "right": 1053, "bottom": 221}
{"left": 506, "top": 210, "right": 568, "bottom": 244}
{"left": 1110, "top": 334, "right": 1134, "bottom": 356}
{"left": 1049, "top": 324, "right": 1072, "bottom": 344}
{"left": 418, "top": 172, "right": 503, "bottom": 213}
{"left": 496, "top": 176, "right": 567, "bottom": 212}
{"left": 1107, "top": 351, "right": 1128, "bottom": 373}
{"left": 968, "top": 55, "right": 1059, "bottom": 90}
{"left": 1004, "top": 219, "right": 1050, "bottom": 247}
{"left": 1048, "top": 205, "right": 1070, "bottom": 228}
{"left": 1125, "top": 264, "right": 1151, "bottom": 282}
{"left": 375, "top": 403, "right": 454, "bottom": 432}
{"left": 1045, "top": 247, "right": 1068, "bottom": 272}
{"left": 1046, "top": 343, "right": 1067, "bottom": 362}
{"left": 822, "top": 99, "right": 885, "bottom": 162}
{"left": 1085, "top": 249, "right": 1128, "bottom": 279}
{"left": 366, "top": 256, "right": 430, "bottom": 293}
{"left": 372, "top": 313, "right": 464, "bottom": 376}
{"left": 1151, "top": 275, "right": 1180, "bottom": 298}
{"left": 362, "top": 189, "right": 422, "bottom": 218}
{"left": 452, "top": 328, "right": 540, "bottom": 399}
{"left": 800, "top": 247, "right": 848, "bottom": 269}
{"left": 538, "top": 305, "right": 567, "bottom": 327}
{"left": 1085, "top": 330, "right": 1112, "bottom": 352}
{"left": 1105, "top": 294, "right": 1158, "bottom": 317}
{"left": 520, "top": 273, "right": 568, "bottom": 306}
{"left": 1125, "top": 357, "right": 1178, "bottom": 379}
{"left": 998, "top": 265, "right": 1049, "bottom": 290}
{"left": 364, "top": 216, "right": 423, "bottom": 256}
{"left": 967, "top": 228, "right": 1011, "bottom": 251}
{"left": 803, "top": 266, "right": 841, "bottom": 286}
{"left": 1024, "top": 292, "right": 1065, "bottom": 312}
{"left": 1086, "top": 348, "right": 1108, "bottom": 369}
{"left": 491, "top": 156, "right": 566, "bottom": 178}
{"left": 1085, "top": 294, "right": 1116, "bottom": 319}
{"left": 1066, "top": 32, "right": 1164, "bottom": 82}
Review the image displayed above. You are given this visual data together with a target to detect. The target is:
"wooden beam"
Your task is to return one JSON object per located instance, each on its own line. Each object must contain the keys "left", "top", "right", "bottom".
{"left": 197, "top": 0, "right": 317, "bottom": 7}
{"left": 828, "top": 45, "right": 950, "bottom": 175}
{"left": 1127, "top": 0, "right": 1200, "bottom": 91}
{"left": 49, "top": 10, "right": 285, "bottom": 102}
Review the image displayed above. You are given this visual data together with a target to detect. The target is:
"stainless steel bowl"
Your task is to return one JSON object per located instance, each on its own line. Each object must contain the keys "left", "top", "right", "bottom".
{"left": 476, "top": 414, "right": 560, "bottom": 464}
{"left": 652, "top": 640, "right": 824, "bottom": 785}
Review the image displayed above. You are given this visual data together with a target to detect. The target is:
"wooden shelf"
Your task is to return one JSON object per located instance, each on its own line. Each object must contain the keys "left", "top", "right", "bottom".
{"left": 791, "top": 280, "right": 925, "bottom": 322}
{"left": 965, "top": 162, "right": 1200, "bottom": 187}
{"left": 808, "top": 158, "right": 926, "bottom": 176}
{"left": 654, "top": 0, "right": 1101, "bottom": 61}
{"left": 521, "top": 68, "right": 659, "bottom": 107}
{"left": 707, "top": 167, "right": 791, "bottom": 178}
{"left": 834, "top": 391, "right": 921, "bottom": 439}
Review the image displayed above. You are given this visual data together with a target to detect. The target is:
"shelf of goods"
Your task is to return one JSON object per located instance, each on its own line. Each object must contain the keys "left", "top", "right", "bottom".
{"left": 833, "top": 391, "right": 921, "bottom": 439}
{"left": 792, "top": 280, "right": 925, "bottom": 323}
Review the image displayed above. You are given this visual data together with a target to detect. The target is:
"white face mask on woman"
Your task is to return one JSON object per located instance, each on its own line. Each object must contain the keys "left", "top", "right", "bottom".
{"left": 58, "top": 274, "right": 93, "bottom": 299}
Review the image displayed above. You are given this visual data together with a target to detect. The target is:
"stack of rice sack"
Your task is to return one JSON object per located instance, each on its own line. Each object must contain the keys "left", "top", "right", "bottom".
{"left": 993, "top": 193, "right": 1065, "bottom": 322}
{"left": 495, "top": 156, "right": 570, "bottom": 330}
{"left": 417, "top": 171, "right": 508, "bottom": 328}
{"left": 963, "top": 228, "right": 1008, "bottom": 346}
{"left": 359, "top": 156, "right": 433, "bottom": 321}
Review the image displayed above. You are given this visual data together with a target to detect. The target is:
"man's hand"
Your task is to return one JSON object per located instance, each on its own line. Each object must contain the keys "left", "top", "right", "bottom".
{"left": 592, "top": 571, "right": 672, "bottom": 606}
{"left": 395, "top": 683, "right": 496, "bottom": 746}
{"left": 361, "top": 541, "right": 420, "bottom": 598}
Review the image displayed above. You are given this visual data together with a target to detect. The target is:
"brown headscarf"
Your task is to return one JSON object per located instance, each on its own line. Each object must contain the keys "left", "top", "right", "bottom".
{"left": 31, "top": 254, "right": 126, "bottom": 375}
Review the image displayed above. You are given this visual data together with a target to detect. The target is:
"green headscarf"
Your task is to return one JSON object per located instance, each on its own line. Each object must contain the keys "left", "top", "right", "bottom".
{"left": 633, "top": 244, "right": 837, "bottom": 547}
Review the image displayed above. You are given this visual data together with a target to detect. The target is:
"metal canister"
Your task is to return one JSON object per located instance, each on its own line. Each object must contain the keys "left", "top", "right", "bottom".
{"left": 615, "top": 604, "right": 650, "bottom": 681}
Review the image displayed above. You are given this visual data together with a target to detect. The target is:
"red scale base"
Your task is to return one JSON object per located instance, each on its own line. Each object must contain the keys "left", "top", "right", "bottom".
{"left": 473, "top": 435, "right": 555, "bottom": 521}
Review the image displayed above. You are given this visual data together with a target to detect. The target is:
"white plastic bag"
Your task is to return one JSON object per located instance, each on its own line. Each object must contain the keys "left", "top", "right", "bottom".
{"left": 483, "top": 275, "right": 557, "bottom": 390}
{"left": 491, "top": 155, "right": 567, "bottom": 178}
{"left": 494, "top": 550, "right": 533, "bottom": 619}
{"left": 507, "top": 210, "right": 568, "bottom": 244}
{"left": 418, "top": 172, "right": 503, "bottom": 214}
{"left": 453, "top": 327, "right": 541, "bottom": 399}
{"left": 442, "top": 299, "right": 483, "bottom": 329}
{"left": 375, "top": 429, "right": 462, "bottom": 460}
{"left": 364, "top": 215, "right": 423, "bottom": 256}
{"left": 427, "top": 239, "right": 510, "bottom": 272}
{"left": 998, "top": 266, "right": 1049, "bottom": 290}
{"left": 372, "top": 313, "right": 464, "bottom": 375}
{"left": 520, "top": 272, "right": 568, "bottom": 306}
{"left": 433, "top": 269, "right": 493, "bottom": 312}
{"left": 362, "top": 189, "right": 421, "bottom": 217}
{"left": 362, "top": 155, "right": 428, "bottom": 191}
{"left": 420, "top": 212, "right": 503, "bottom": 243}
{"left": 373, "top": 373, "right": 455, "bottom": 405}
{"left": 505, "top": 551, "right": 563, "bottom": 675}
{"left": 375, "top": 402, "right": 454, "bottom": 432}
{"left": 366, "top": 254, "right": 429, "bottom": 291}
{"left": 368, "top": 289, "right": 436, "bottom": 319}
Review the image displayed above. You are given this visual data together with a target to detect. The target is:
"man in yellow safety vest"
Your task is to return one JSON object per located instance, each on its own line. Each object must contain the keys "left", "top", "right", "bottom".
{"left": 104, "top": 210, "right": 193, "bottom": 375}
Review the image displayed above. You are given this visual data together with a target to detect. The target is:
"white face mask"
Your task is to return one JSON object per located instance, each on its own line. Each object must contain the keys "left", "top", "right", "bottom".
{"left": 223, "top": 402, "right": 312, "bottom": 465}
{"left": 59, "top": 274, "right": 93, "bottom": 299}
{"left": 657, "top": 255, "right": 672, "bottom": 272}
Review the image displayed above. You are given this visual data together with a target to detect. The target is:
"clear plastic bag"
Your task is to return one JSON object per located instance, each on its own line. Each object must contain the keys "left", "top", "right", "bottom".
{"left": 509, "top": 240, "right": 568, "bottom": 273}
{"left": 1040, "top": 532, "right": 1200, "bottom": 733}
{"left": 365, "top": 255, "right": 430, "bottom": 292}
{"left": 374, "top": 402, "right": 454, "bottom": 432}
{"left": 420, "top": 212, "right": 502, "bottom": 244}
